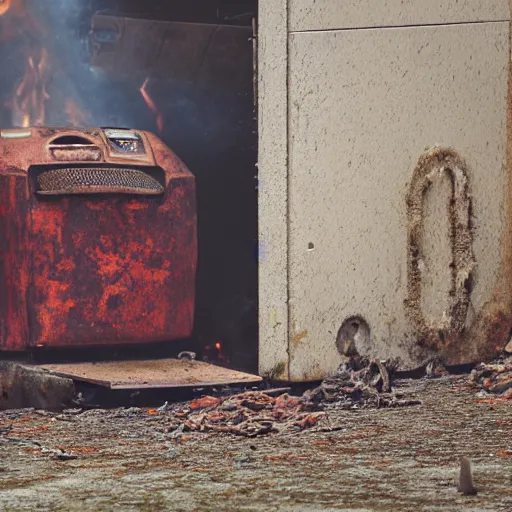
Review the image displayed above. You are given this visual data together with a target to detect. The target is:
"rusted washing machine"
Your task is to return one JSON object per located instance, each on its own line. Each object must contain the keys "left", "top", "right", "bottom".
{"left": 0, "top": 127, "right": 197, "bottom": 351}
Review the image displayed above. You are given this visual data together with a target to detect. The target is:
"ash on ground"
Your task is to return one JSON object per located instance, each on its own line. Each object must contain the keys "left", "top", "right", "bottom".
{"left": 304, "top": 356, "right": 423, "bottom": 410}
{"left": 165, "top": 357, "right": 423, "bottom": 438}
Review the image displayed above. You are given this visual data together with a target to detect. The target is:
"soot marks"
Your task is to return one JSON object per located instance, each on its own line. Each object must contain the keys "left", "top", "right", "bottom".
{"left": 405, "top": 147, "right": 475, "bottom": 353}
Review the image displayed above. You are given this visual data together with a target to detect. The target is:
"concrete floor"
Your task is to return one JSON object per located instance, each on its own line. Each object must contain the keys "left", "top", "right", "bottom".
{"left": 1, "top": 376, "right": 511, "bottom": 512}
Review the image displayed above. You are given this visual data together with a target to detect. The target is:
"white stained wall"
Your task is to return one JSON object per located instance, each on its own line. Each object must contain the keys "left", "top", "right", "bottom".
{"left": 258, "top": 1, "right": 511, "bottom": 380}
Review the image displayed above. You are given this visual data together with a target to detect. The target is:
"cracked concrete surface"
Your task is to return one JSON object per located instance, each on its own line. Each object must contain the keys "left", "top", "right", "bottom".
{"left": 0, "top": 376, "right": 511, "bottom": 511}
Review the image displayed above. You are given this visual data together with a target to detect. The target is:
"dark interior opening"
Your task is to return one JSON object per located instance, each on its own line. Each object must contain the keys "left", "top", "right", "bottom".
{"left": 49, "top": 135, "right": 96, "bottom": 146}
{"left": 0, "top": 0, "right": 258, "bottom": 373}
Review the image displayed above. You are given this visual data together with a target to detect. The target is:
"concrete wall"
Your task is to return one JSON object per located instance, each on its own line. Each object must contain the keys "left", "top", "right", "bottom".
{"left": 259, "top": 1, "right": 511, "bottom": 380}
{"left": 289, "top": 1, "right": 508, "bottom": 30}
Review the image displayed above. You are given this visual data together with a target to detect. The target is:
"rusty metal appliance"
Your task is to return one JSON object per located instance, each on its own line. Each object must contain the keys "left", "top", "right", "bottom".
{"left": 0, "top": 127, "right": 197, "bottom": 351}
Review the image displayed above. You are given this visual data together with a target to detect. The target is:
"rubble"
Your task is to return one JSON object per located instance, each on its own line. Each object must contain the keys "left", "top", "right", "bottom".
{"left": 303, "top": 357, "right": 422, "bottom": 409}
{"left": 0, "top": 436, "right": 77, "bottom": 460}
{"left": 157, "top": 401, "right": 171, "bottom": 412}
{"left": 1, "top": 376, "right": 510, "bottom": 511}
{"left": 174, "top": 390, "right": 326, "bottom": 437}
{"left": 0, "top": 362, "right": 75, "bottom": 411}
{"left": 0, "top": 359, "right": 423, "bottom": 443}
{"left": 469, "top": 356, "right": 512, "bottom": 398}
{"left": 168, "top": 357, "right": 421, "bottom": 437}
{"left": 425, "top": 357, "right": 449, "bottom": 378}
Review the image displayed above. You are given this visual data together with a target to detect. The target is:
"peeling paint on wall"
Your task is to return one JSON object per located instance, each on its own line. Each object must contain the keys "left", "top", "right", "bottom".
{"left": 405, "top": 147, "right": 476, "bottom": 354}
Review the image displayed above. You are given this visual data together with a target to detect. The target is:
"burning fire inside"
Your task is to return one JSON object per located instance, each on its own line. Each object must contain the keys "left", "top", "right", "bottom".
{"left": 201, "top": 341, "right": 229, "bottom": 365}
{"left": 2, "top": 0, "right": 165, "bottom": 132}
{"left": 0, "top": 0, "right": 11, "bottom": 16}
{"left": 12, "top": 48, "right": 50, "bottom": 128}
{"left": 65, "top": 98, "right": 89, "bottom": 128}
{"left": 0, "top": 0, "right": 258, "bottom": 373}
{"left": 140, "top": 77, "right": 165, "bottom": 133}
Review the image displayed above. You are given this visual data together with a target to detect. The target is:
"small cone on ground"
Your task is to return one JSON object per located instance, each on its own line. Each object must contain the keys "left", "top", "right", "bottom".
{"left": 458, "top": 456, "right": 477, "bottom": 496}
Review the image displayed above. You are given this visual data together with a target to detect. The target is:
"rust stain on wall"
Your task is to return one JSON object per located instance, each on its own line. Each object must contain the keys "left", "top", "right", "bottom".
{"left": 412, "top": 7, "right": 512, "bottom": 363}
{"left": 291, "top": 330, "right": 308, "bottom": 345}
{"left": 461, "top": 6, "right": 512, "bottom": 366}
{"left": 448, "top": 299, "right": 512, "bottom": 364}
{"left": 405, "top": 147, "right": 476, "bottom": 355}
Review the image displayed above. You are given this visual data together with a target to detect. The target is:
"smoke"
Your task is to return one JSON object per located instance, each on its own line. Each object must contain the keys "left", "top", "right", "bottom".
{"left": 0, "top": 1, "right": 258, "bottom": 368}
{"left": 2, "top": 1, "right": 254, "bottom": 149}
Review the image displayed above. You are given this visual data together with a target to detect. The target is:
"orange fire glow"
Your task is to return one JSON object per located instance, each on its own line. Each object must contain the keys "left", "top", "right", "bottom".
{"left": 0, "top": 0, "right": 47, "bottom": 44}
{"left": 140, "top": 77, "right": 164, "bottom": 133}
{"left": 215, "top": 342, "right": 222, "bottom": 351}
{"left": 12, "top": 47, "right": 50, "bottom": 128}
{"left": 65, "top": 98, "right": 89, "bottom": 127}
{"left": 0, "top": 0, "right": 12, "bottom": 16}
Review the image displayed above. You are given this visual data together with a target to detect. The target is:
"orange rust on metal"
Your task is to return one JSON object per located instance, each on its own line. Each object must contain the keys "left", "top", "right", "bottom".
{"left": 38, "top": 359, "right": 262, "bottom": 389}
{"left": 0, "top": 128, "right": 197, "bottom": 350}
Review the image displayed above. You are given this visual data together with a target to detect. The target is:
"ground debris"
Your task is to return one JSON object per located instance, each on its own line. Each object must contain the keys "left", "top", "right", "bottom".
{"left": 168, "top": 358, "right": 421, "bottom": 437}
{"left": 51, "top": 449, "right": 78, "bottom": 461}
{"left": 157, "top": 401, "right": 171, "bottom": 413}
{"left": 469, "top": 356, "right": 512, "bottom": 398}
{"left": 425, "top": 357, "right": 449, "bottom": 378}
{"left": 0, "top": 436, "right": 77, "bottom": 460}
{"left": 175, "top": 390, "right": 325, "bottom": 437}
{"left": 178, "top": 351, "right": 196, "bottom": 361}
{"left": 304, "top": 357, "right": 421, "bottom": 409}
{"left": 0, "top": 423, "right": 12, "bottom": 435}
{"left": 1, "top": 376, "right": 511, "bottom": 511}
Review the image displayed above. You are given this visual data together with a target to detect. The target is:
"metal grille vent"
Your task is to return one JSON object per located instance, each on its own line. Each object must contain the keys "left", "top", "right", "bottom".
{"left": 36, "top": 167, "right": 164, "bottom": 196}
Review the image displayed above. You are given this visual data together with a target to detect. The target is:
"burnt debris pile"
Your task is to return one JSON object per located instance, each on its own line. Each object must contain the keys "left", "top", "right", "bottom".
{"left": 174, "top": 392, "right": 326, "bottom": 437}
{"left": 169, "top": 358, "right": 422, "bottom": 437}
{"left": 304, "top": 357, "right": 422, "bottom": 409}
{"left": 469, "top": 356, "right": 512, "bottom": 399}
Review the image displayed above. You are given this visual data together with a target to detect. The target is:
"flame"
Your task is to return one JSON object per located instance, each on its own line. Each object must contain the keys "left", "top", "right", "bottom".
{"left": 65, "top": 98, "right": 89, "bottom": 127}
{"left": 0, "top": 0, "right": 12, "bottom": 16}
{"left": 140, "top": 77, "right": 164, "bottom": 132}
{"left": 202, "top": 341, "right": 230, "bottom": 364}
{"left": 0, "top": 0, "right": 46, "bottom": 43}
{"left": 12, "top": 47, "right": 50, "bottom": 127}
